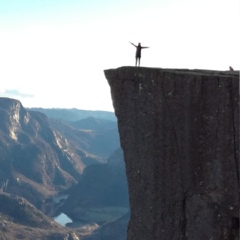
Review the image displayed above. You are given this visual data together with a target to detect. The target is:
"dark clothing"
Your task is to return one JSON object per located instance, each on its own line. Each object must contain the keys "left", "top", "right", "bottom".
{"left": 136, "top": 45, "right": 142, "bottom": 58}
{"left": 129, "top": 42, "right": 149, "bottom": 66}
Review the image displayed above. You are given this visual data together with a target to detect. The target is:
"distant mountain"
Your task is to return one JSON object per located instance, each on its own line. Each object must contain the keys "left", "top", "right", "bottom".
{"left": 48, "top": 117, "right": 120, "bottom": 160}
{"left": 61, "top": 148, "right": 129, "bottom": 221}
{"left": 28, "top": 109, "right": 120, "bottom": 160}
{"left": 71, "top": 117, "right": 117, "bottom": 131}
{"left": 28, "top": 108, "right": 117, "bottom": 122}
{"left": 69, "top": 117, "right": 120, "bottom": 159}
{"left": 0, "top": 97, "right": 101, "bottom": 207}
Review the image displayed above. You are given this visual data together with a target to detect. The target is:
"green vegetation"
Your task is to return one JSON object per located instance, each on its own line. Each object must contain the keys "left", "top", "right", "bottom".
{"left": 74, "top": 207, "right": 129, "bottom": 224}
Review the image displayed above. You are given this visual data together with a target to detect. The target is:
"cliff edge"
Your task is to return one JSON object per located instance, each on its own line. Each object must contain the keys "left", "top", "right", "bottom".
{"left": 104, "top": 67, "right": 239, "bottom": 240}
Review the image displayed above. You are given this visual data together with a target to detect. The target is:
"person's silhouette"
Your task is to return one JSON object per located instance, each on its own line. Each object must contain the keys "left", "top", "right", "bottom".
{"left": 129, "top": 41, "right": 149, "bottom": 66}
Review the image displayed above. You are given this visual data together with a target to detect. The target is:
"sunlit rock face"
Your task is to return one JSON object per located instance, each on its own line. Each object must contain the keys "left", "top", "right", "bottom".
{"left": 0, "top": 98, "right": 84, "bottom": 205}
{"left": 0, "top": 98, "right": 27, "bottom": 140}
{"left": 105, "top": 67, "right": 239, "bottom": 240}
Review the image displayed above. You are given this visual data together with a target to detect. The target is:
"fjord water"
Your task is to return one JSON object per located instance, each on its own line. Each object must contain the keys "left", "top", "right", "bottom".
{"left": 54, "top": 213, "right": 73, "bottom": 226}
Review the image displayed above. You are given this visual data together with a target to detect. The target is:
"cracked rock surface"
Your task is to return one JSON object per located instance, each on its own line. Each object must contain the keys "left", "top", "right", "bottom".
{"left": 104, "top": 67, "right": 239, "bottom": 240}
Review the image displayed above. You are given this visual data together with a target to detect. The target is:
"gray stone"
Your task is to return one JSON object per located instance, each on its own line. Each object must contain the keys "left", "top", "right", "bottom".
{"left": 104, "top": 67, "right": 239, "bottom": 240}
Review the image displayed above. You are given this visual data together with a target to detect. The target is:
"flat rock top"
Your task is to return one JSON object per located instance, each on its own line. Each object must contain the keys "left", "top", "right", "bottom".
{"left": 105, "top": 66, "right": 239, "bottom": 78}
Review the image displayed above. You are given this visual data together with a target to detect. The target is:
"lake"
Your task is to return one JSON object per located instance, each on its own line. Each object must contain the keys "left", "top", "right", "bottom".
{"left": 54, "top": 213, "right": 73, "bottom": 226}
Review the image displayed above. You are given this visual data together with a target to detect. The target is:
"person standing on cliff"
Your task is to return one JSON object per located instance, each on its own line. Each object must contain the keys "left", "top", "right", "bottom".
{"left": 129, "top": 41, "right": 149, "bottom": 67}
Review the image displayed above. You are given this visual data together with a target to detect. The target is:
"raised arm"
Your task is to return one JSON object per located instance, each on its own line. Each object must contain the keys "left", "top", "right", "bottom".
{"left": 141, "top": 46, "right": 149, "bottom": 49}
{"left": 129, "top": 41, "right": 137, "bottom": 47}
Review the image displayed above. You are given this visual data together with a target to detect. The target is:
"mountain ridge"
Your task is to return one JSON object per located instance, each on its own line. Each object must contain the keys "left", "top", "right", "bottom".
{"left": 28, "top": 107, "right": 116, "bottom": 122}
{"left": 0, "top": 97, "right": 126, "bottom": 239}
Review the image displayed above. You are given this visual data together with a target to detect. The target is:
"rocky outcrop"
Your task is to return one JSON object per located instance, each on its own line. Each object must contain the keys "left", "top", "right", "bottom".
{"left": 0, "top": 191, "right": 80, "bottom": 240}
{"left": 0, "top": 98, "right": 85, "bottom": 205}
{"left": 104, "top": 67, "right": 239, "bottom": 240}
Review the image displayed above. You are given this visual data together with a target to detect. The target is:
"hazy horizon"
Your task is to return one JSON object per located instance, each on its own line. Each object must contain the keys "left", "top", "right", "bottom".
{"left": 0, "top": 0, "right": 239, "bottom": 111}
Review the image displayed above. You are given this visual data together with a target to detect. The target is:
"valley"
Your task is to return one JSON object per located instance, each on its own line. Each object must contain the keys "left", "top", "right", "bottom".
{"left": 0, "top": 98, "right": 129, "bottom": 240}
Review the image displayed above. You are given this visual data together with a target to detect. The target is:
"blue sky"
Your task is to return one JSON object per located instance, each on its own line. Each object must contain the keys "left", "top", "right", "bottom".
{"left": 0, "top": 0, "right": 239, "bottom": 111}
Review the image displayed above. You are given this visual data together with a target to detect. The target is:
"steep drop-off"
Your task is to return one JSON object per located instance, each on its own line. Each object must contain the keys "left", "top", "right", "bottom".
{"left": 104, "top": 67, "right": 239, "bottom": 240}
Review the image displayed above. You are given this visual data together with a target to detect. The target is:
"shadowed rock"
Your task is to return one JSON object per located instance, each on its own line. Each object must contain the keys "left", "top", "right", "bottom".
{"left": 104, "top": 67, "right": 239, "bottom": 240}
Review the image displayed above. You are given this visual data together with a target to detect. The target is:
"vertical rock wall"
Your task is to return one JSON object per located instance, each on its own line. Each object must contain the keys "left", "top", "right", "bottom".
{"left": 104, "top": 67, "right": 239, "bottom": 240}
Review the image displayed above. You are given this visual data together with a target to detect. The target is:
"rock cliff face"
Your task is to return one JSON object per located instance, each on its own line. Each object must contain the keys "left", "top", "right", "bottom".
{"left": 104, "top": 67, "right": 239, "bottom": 240}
